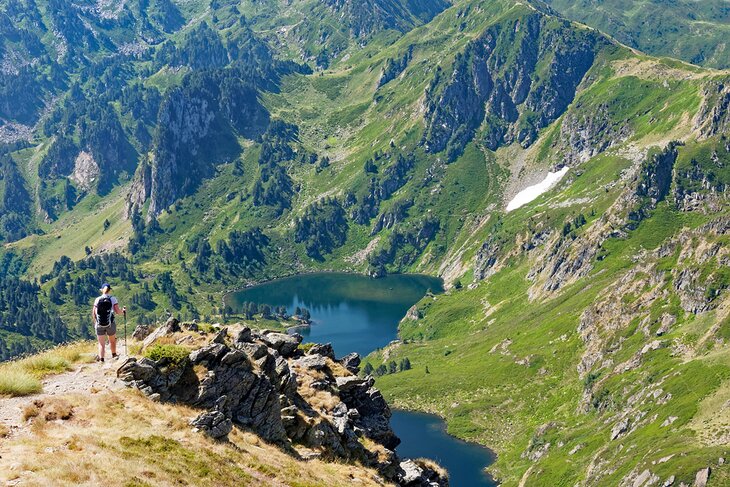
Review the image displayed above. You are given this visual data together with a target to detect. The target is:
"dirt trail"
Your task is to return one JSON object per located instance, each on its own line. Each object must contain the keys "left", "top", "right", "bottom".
{"left": 0, "top": 357, "right": 126, "bottom": 434}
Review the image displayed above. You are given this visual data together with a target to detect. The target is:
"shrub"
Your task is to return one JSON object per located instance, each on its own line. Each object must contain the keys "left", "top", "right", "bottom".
{"left": 144, "top": 344, "right": 190, "bottom": 366}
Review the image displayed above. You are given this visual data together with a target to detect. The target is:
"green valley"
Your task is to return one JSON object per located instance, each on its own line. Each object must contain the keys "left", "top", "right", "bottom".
{"left": 1, "top": 0, "right": 729, "bottom": 485}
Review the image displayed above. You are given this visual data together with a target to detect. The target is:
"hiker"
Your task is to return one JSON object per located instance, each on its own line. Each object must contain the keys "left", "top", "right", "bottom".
{"left": 92, "top": 283, "right": 125, "bottom": 362}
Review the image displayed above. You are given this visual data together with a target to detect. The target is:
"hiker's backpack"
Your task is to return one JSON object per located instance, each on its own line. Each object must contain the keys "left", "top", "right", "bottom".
{"left": 97, "top": 295, "right": 114, "bottom": 326}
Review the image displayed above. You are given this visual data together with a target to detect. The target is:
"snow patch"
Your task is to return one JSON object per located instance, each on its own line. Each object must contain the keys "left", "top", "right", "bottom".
{"left": 506, "top": 167, "right": 569, "bottom": 212}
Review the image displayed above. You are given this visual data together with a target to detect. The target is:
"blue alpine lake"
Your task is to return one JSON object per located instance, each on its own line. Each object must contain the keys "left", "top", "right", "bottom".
{"left": 226, "top": 272, "right": 496, "bottom": 486}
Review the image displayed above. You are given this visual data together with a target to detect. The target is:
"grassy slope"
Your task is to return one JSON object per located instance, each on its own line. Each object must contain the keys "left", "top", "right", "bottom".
{"left": 4, "top": 0, "right": 730, "bottom": 484}
{"left": 0, "top": 391, "right": 387, "bottom": 486}
{"left": 543, "top": 0, "right": 730, "bottom": 69}
{"left": 368, "top": 141, "right": 730, "bottom": 485}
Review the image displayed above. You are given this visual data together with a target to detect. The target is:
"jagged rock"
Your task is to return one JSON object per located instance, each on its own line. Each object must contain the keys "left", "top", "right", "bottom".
{"left": 212, "top": 328, "right": 228, "bottom": 344}
{"left": 142, "top": 317, "right": 181, "bottom": 349}
{"left": 191, "top": 396, "right": 233, "bottom": 440}
{"left": 294, "top": 354, "right": 328, "bottom": 371}
{"left": 611, "top": 418, "right": 630, "bottom": 440}
{"left": 260, "top": 332, "right": 302, "bottom": 357}
{"left": 336, "top": 375, "right": 372, "bottom": 392}
{"left": 190, "top": 343, "right": 228, "bottom": 365}
{"left": 236, "top": 341, "right": 268, "bottom": 360}
{"left": 181, "top": 321, "right": 199, "bottom": 332}
{"left": 398, "top": 459, "right": 448, "bottom": 487}
{"left": 117, "top": 357, "right": 156, "bottom": 382}
{"left": 131, "top": 324, "right": 153, "bottom": 341}
{"left": 308, "top": 343, "right": 335, "bottom": 360}
{"left": 339, "top": 352, "right": 361, "bottom": 374}
{"left": 694, "top": 467, "right": 710, "bottom": 487}
{"left": 191, "top": 410, "right": 232, "bottom": 440}
{"left": 235, "top": 326, "right": 252, "bottom": 343}
{"left": 422, "top": 12, "right": 603, "bottom": 159}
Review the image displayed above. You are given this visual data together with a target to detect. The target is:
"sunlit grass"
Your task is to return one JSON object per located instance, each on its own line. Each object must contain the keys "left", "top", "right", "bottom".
{"left": 0, "top": 342, "right": 95, "bottom": 397}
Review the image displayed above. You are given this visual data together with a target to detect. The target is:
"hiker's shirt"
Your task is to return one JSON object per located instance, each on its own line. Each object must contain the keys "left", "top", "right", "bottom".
{"left": 93, "top": 294, "right": 119, "bottom": 325}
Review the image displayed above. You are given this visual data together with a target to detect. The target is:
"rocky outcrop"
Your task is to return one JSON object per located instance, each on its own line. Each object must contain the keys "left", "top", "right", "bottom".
{"left": 695, "top": 81, "right": 730, "bottom": 138}
{"left": 422, "top": 12, "right": 604, "bottom": 160}
{"left": 378, "top": 46, "right": 413, "bottom": 88}
{"left": 146, "top": 86, "right": 218, "bottom": 217}
{"left": 70, "top": 151, "right": 100, "bottom": 192}
{"left": 474, "top": 238, "right": 501, "bottom": 280}
{"left": 117, "top": 327, "right": 447, "bottom": 485}
{"left": 371, "top": 199, "right": 413, "bottom": 235}
{"left": 557, "top": 102, "right": 632, "bottom": 166}
{"left": 673, "top": 138, "right": 730, "bottom": 214}
{"left": 398, "top": 459, "right": 449, "bottom": 487}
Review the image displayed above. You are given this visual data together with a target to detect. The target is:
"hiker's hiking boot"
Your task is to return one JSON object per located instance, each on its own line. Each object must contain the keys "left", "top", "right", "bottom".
{"left": 112, "top": 353, "right": 119, "bottom": 359}
{"left": 95, "top": 355, "right": 105, "bottom": 363}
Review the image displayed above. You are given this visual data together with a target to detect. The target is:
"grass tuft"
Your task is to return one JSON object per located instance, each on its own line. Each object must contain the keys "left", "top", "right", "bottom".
{"left": 0, "top": 342, "right": 95, "bottom": 397}
{"left": 0, "top": 368, "right": 42, "bottom": 397}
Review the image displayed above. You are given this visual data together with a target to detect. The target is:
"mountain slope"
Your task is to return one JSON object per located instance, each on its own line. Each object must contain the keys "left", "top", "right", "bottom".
{"left": 542, "top": 0, "right": 730, "bottom": 69}
{"left": 1, "top": 0, "right": 730, "bottom": 484}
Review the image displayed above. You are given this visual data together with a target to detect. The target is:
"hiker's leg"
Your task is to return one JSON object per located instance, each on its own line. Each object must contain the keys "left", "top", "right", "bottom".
{"left": 97, "top": 334, "right": 106, "bottom": 358}
{"left": 109, "top": 334, "right": 117, "bottom": 355}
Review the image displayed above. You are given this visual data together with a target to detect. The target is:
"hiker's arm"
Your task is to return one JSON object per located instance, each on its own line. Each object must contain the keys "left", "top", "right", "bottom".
{"left": 92, "top": 305, "right": 97, "bottom": 323}
{"left": 114, "top": 303, "right": 124, "bottom": 315}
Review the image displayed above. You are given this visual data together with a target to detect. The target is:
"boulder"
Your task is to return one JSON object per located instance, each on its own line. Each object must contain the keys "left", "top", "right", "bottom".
{"left": 131, "top": 324, "right": 153, "bottom": 341}
{"left": 235, "top": 326, "right": 252, "bottom": 343}
{"left": 293, "top": 354, "right": 328, "bottom": 371}
{"left": 339, "top": 352, "right": 361, "bottom": 374}
{"left": 260, "top": 332, "right": 302, "bottom": 357}
{"left": 191, "top": 410, "right": 233, "bottom": 440}
{"left": 398, "top": 459, "right": 448, "bottom": 487}
{"left": 117, "top": 357, "right": 156, "bottom": 382}
{"left": 142, "top": 317, "right": 181, "bottom": 349}
{"left": 181, "top": 321, "right": 199, "bottom": 332}
{"left": 611, "top": 417, "right": 630, "bottom": 440}
{"left": 336, "top": 375, "right": 372, "bottom": 392}
{"left": 191, "top": 396, "right": 233, "bottom": 440}
{"left": 190, "top": 343, "right": 228, "bottom": 366}
{"left": 236, "top": 341, "right": 268, "bottom": 360}
{"left": 695, "top": 467, "right": 711, "bottom": 487}
{"left": 308, "top": 343, "right": 335, "bottom": 359}
{"left": 212, "top": 328, "right": 228, "bottom": 344}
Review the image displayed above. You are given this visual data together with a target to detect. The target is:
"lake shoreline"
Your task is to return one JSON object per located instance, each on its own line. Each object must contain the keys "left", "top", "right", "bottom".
{"left": 226, "top": 272, "right": 498, "bottom": 485}
{"left": 222, "top": 270, "right": 443, "bottom": 306}
{"left": 391, "top": 409, "right": 498, "bottom": 486}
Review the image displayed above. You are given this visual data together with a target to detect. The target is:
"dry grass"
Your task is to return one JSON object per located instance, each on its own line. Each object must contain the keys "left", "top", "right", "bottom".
{"left": 0, "top": 389, "right": 390, "bottom": 486}
{"left": 292, "top": 365, "right": 341, "bottom": 413}
{"left": 416, "top": 458, "right": 449, "bottom": 480}
{"left": 0, "top": 342, "right": 95, "bottom": 397}
{"left": 22, "top": 398, "right": 74, "bottom": 422}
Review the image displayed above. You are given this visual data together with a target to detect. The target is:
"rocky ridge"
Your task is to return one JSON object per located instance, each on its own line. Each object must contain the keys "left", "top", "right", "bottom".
{"left": 118, "top": 318, "right": 447, "bottom": 487}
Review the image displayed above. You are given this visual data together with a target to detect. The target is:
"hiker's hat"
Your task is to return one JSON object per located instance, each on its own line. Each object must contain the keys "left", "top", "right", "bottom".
{"left": 100, "top": 283, "right": 112, "bottom": 291}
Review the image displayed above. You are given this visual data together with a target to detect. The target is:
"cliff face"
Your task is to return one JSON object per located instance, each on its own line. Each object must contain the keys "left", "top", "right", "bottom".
{"left": 422, "top": 11, "right": 604, "bottom": 160}
{"left": 118, "top": 321, "right": 447, "bottom": 486}
{"left": 131, "top": 71, "right": 270, "bottom": 218}
{"left": 0, "top": 155, "right": 33, "bottom": 242}
{"left": 147, "top": 85, "right": 219, "bottom": 217}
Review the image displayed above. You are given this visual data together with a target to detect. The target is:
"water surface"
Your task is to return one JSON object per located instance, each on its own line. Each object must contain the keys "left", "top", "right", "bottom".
{"left": 226, "top": 272, "right": 442, "bottom": 357}
{"left": 391, "top": 410, "right": 497, "bottom": 487}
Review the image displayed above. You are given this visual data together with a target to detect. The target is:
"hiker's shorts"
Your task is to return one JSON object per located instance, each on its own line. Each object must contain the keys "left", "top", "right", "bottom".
{"left": 95, "top": 320, "right": 116, "bottom": 336}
